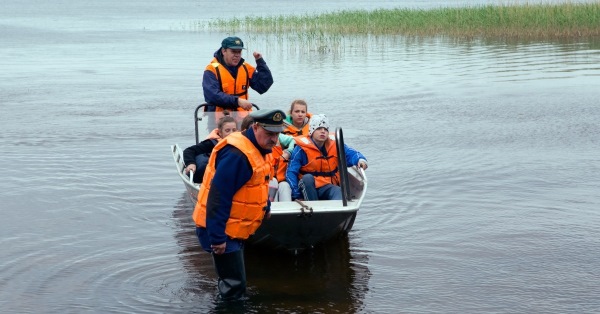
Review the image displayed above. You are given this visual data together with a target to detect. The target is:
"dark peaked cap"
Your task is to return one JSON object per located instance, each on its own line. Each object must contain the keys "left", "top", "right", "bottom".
{"left": 250, "top": 109, "right": 286, "bottom": 133}
{"left": 221, "top": 36, "right": 245, "bottom": 49}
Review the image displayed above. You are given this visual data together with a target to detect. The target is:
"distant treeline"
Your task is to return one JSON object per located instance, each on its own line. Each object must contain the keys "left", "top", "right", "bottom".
{"left": 205, "top": 3, "right": 600, "bottom": 38}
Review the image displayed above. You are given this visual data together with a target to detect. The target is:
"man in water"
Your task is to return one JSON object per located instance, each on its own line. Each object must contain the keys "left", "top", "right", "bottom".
{"left": 192, "top": 109, "right": 285, "bottom": 300}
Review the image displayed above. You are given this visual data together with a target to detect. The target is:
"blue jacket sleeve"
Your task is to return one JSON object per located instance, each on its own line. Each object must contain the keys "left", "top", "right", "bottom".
{"left": 249, "top": 58, "right": 273, "bottom": 94}
{"left": 344, "top": 144, "right": 366, "bottom": 167}
{"left": 202, "top": 70, "right": 239, "bottom": 109}
{"left": 285, "top": 145, "right": 307, "bottom": 200}
{"left": 205, "top": 145, "right": 253, "bottom": 245}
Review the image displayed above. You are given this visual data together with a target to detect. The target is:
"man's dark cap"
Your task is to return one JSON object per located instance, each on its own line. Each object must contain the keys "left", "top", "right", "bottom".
{"left": 221, "top": 36, "right": 246, "bottom": 50}
{"left": 250, "top": 109, "right": 286, "bottom": 133}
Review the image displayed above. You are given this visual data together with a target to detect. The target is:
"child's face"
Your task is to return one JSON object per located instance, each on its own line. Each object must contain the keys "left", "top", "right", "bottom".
{"left": 291, "top": 104, "right": 307, "bottom": 125}
{"left": 219, "top": 122, "right": 238, "bottom": 138}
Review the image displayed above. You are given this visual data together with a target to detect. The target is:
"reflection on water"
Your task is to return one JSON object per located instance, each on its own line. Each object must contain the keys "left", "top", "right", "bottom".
{"left": 171, "top": 193, "right": 371, "bottom": 313}
{"left": 245, "top": 238, "right": 370, "bottom": 313}
{"left": 253, "top": 34, "right": 600, "bottom": 91}
{"left": 171, "top": 194, "right": 219, "bottom": 307}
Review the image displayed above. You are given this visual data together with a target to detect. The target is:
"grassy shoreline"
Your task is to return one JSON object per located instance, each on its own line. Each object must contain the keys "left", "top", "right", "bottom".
{"left": 206, "top": 3, "right": 600, "bottom": 39}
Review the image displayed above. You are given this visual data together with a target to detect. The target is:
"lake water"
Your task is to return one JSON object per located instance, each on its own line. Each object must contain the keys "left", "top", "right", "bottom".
{"left": 1, "top": 0, "right": 599, "bottom": 313}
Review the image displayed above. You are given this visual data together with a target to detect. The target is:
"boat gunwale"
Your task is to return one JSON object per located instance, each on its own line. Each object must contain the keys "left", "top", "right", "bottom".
{"left": 171, "top": 143, "right": 367, "bottom": 214}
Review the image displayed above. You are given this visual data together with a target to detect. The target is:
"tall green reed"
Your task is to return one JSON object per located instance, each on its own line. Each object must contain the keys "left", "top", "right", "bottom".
{"left": 202, "top": 3, "right": 600, "bottom": 38}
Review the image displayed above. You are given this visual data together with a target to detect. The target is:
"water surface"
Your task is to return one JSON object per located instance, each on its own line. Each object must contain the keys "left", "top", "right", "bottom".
{"left": 1, "top": 0, "right": 600, "bottom": 313}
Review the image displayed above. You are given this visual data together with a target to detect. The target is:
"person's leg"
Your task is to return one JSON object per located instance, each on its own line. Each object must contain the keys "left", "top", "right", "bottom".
{"left": 212, "top": 239, "right": 246, "bottom": 300}
{"left": 276, "top": 181, "right": 292, "bottom": 202}
{"left": 268, "top": 178, "right": 278, "bottom": 202}
{"left": 300, "top": 174, "right": 318, "bottom": 201}
{"left": 317, "top": 184, "right": 343, "bottom": 200}
{"left": 206, "top": 113, "right": 217, "bottom": 134}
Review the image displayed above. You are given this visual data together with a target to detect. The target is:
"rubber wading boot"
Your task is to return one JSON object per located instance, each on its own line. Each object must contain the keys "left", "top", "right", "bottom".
{"left": 212, "top": 249, "right": 247, "bottom": 300}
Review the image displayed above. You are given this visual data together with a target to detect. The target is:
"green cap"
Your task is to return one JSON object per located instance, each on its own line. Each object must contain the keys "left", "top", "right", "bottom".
{"left": 250, "top": 109, "right": 286, "bottom": 133}
{"left": 221, "top": 36, "right": 245, "bottom": 50}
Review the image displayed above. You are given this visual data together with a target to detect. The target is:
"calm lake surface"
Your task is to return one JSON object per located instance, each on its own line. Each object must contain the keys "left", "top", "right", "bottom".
{"left": 1, "top": 0, "right": 599, "bottom": 313}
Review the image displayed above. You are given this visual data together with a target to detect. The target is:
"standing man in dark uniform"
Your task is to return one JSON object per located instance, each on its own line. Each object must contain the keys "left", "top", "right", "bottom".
{"left": 202, "top": 36, "right": 273, "bottom": 113}
{"left": 192, "top": 109, "right": 286, "bottom": 300}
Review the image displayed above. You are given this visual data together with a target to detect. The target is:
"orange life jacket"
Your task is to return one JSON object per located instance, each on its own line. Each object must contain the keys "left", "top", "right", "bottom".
{"left": 193, "top": 132, "right": 271, "bottom": 239}
{"left": 205, "top": 128, "right": 221, "bottom": 140}
{"left": 294, "top": 134, "right": 340, "bottom": 188}
{"left": 205, "top": 58, "right": 255, "bottom": 113}
{"left": 271, "top": 145, "right": 288, "bottom": 182}
{"left": 283, "top": 112, "right": 312, "bottom": 136}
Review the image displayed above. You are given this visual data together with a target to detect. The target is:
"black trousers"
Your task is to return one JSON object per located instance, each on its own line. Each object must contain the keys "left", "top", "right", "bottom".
{"left": 212, "top": 249, "right": 246, "bottom": 300}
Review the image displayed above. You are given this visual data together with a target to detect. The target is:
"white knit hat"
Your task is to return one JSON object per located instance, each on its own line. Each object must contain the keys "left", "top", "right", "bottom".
{"left": 308, "top": 114, "right": 330, "bottom": 136}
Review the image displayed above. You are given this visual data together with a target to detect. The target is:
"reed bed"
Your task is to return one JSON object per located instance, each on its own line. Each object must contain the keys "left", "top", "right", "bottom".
{"left": 205, "top": 2, "right": 600, "bottom": 39}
